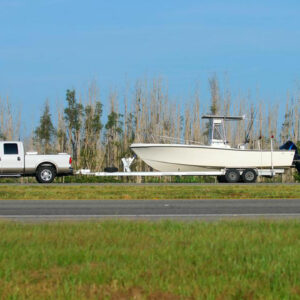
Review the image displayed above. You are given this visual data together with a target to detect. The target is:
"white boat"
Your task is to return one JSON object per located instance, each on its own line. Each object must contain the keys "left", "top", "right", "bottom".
{"left": 130, "top": 115, "right": 295, "bottom": 172}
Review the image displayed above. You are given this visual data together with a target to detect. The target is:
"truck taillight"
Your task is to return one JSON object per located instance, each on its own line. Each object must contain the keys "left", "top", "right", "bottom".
{"left": 69, "top": 157, "right": 72, "bottom": 164}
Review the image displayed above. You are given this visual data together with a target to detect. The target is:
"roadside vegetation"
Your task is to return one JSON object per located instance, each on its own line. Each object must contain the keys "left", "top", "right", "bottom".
{"left": 0, "top": 220, "right": 299, "bottom": 299}
{"left": 0, "top": 75, "right": 299, "bottom": 182}
{"left": 0, "top": 184, "right": 299, "bottom": 200}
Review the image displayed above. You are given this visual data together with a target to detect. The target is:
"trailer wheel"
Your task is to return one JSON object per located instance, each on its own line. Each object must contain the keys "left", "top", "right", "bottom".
{"left": 36, "top": 166, "right": 56, "bottom": 184}
{"left": 225, "top": 169, "right": 240, "bottom": 183}
{"left": 104, "top": 167, "right": 118, "bottom": 173}
{"left": 242, "top": 169, "right": 257, "bottom": 183}
{"left": 217, "top": 175, "right": 226, "bottom": 183}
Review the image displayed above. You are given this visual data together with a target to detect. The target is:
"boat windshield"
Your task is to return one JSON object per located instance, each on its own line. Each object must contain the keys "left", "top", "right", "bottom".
{"left": 213, "top": 124, "right": 224, "bottom": 140}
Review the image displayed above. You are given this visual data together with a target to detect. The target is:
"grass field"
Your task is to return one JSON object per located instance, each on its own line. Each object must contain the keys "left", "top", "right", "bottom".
{"left": 0, "top": 220, "right": 299, "bottom": 299}
{"left": 0, "top": 184, "right": 299, "bottom": 200}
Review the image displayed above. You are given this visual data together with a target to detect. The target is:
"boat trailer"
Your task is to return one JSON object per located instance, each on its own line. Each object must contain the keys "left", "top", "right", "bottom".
{"left": 76, "top": 156, "right": 287, "bottom": 183}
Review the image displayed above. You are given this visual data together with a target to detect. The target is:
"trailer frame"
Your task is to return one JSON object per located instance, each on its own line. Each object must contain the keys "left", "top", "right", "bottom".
{"left": 76, "top": 169, "right": 285, "bottom": 176}
{"left": 76, "top": 156, "right": 286, "bottom": 182}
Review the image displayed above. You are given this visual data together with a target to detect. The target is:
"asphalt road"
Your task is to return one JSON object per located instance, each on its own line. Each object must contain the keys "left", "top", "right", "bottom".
{"left": 1, "top": 199, "right": 300, "bottom": 221}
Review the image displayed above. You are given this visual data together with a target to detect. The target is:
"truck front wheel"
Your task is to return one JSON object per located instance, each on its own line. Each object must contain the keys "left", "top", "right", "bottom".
{"left": 36, "top": 166, "right": 56, "bottom": 184}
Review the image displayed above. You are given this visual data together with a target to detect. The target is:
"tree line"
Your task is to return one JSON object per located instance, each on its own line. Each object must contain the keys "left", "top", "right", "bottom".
{"left": 0, "top": 76, "right": 299, "bottom": 174}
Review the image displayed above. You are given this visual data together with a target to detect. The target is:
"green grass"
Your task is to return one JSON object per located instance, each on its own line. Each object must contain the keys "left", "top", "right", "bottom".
{"left": 0, "top": 184, "right": 299, "bottom": 200}
{"left": 0, "top": 220, "right": 299, "bottom": 299}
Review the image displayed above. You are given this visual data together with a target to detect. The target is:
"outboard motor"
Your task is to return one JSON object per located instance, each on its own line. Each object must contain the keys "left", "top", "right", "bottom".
{"left": 280, "top": 141, "right": 300, "bottom": 173}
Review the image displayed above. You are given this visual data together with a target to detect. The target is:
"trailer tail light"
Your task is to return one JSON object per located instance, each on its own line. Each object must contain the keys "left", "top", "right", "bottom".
{"left": 69, "top": 157, "right": 72, "bottom": 165}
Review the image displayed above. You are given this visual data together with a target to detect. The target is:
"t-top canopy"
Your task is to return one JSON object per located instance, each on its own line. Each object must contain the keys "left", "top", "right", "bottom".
{"left": 202, "top": 115, "right": 245, "bottom": 121}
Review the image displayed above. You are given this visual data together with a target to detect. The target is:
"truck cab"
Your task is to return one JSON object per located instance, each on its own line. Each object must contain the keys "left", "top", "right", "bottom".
{"left": 0, "top": 142, "right": 24, "bottom": 174}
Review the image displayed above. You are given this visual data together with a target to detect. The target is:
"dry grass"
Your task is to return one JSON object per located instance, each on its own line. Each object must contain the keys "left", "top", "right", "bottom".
{"left": 0, "top": 220, "right": 299, "bottom": 299}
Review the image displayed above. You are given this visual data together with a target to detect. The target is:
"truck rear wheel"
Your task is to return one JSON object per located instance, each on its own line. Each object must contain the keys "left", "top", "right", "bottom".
{"left": 36, "top": 166, "right": 56, "bottom": 184}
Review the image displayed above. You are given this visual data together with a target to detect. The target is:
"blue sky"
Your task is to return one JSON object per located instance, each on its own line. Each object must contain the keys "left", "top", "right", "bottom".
{"left": 1, "top": 0, "right": 300, "bottom": 130}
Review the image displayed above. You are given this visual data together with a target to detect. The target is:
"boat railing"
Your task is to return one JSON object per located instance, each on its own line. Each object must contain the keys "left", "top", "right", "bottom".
{"left": 150, "top": 134, "right": 202, "bottom": 145}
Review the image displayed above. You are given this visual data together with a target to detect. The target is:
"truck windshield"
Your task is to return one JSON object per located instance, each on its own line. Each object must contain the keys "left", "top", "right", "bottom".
{"left": 4, "top": 143, "right": 18, "bottom": 155}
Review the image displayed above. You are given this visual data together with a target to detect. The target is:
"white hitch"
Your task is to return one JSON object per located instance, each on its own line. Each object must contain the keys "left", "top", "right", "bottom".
{"left": 76, "top": 169, "right": 91, "bottom": 175}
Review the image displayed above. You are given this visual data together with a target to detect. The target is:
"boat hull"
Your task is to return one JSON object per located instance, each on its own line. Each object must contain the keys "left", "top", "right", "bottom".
{"left": 130, "top": 143, "right": 295, "bottom": 172}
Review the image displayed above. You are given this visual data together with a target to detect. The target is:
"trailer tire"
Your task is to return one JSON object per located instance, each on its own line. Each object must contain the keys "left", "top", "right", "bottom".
{"left": 36, "top": 166, "right": 56, "bottom": 184}
{"left": 217, "top": 175, "right": 226, "bottom": 183}
{"left": 225, "top": 169, "right": 240, "bottom": 183}
{"left": 104, "top": 167, "right": 118, "bottom": 173}
{"left": 242, "top": 169, "right": 257, "bottom": 183}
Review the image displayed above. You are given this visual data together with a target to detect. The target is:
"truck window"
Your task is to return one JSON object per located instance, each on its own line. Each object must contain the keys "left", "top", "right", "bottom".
{"left": 4, "top": 143, "right": 18, "bottom": 155}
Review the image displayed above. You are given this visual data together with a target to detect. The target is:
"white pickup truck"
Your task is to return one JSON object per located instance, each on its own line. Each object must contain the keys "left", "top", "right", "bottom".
{"left": 0, "top": 141, "right": 73, "bottom": 183}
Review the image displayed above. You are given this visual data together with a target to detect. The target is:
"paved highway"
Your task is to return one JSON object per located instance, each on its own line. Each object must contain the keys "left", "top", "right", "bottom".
{"left": 0, "top": 199, "right": 300, "bottom": 220}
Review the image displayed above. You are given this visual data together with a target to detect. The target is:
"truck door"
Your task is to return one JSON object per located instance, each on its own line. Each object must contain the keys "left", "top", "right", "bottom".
{"left": 0, "top": 143, "right": 24, "bottom": 174}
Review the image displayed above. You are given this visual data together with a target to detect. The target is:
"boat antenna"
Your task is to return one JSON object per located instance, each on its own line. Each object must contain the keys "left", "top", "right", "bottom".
{"left": 245, "top": 109, "right": 256, "bottom": 144}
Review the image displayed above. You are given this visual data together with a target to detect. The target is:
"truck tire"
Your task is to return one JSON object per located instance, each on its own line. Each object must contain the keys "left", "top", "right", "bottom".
{"left": 36, "top": 166, "right": 56, "bottom": 183}
{"left": 242, "top": 169, "right": 257, "bottom": 183}
{"left": 225, "top": 169, "right": 240, "bottom": 183}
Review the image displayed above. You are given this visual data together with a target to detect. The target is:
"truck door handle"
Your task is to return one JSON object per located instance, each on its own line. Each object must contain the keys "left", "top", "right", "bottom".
{"left": 17, "top": 157, "right": 21, "bottom": 161}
